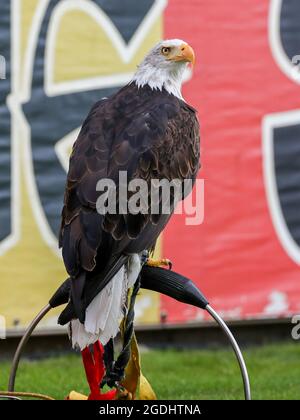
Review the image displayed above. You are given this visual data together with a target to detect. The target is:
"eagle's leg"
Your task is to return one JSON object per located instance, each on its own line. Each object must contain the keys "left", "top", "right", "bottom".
{"left": 102, "top": 338, "right": 115, "bottom": 386}
{"left": 81, "top": 341, "right": 117, "bottom": 400}
{"left": 146, "top": 258, "right": 172, "bottom": 270}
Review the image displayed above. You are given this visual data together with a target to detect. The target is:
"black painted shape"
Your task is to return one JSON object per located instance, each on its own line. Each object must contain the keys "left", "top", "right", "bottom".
{"left": 274, "top": 124, "right": 300, "bottom": 246}
{"left": 0, "top": 2, "right": 12, "bottom": 242}
{"left": 96, "top": 0, "right": 154, "bottom": 44}
{"left": 280, "top": 0, "right": 300, "bottom": 61}
{"left": 23, "top": 0, "right": 154, "bottom": 237}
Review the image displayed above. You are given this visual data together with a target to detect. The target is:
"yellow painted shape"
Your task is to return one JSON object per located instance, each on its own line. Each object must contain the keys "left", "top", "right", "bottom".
{"left": 20, "top": 0, "right": 40, "bottom": 74}
{"left": 54, "top": 11, "right": 162, "bottom": 81}
{"left": 135, "top": 237, "right": 162, "bottom": 325}
{"left": 0, "top": 157, "right": 66, "bottom": 327}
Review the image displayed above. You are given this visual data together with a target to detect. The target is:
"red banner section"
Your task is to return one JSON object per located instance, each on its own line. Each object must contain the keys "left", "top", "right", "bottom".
{"left": 162, "top": 0, "right": 300, "bottom": 323}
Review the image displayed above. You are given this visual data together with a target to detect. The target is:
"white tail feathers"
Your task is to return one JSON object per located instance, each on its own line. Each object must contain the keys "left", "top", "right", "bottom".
{"left": 70, "top": 254, "right": 141, "bottom": 350}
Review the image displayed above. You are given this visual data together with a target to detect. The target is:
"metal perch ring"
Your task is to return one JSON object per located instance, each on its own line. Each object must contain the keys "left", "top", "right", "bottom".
{"left": 7, "top": 266, "right": 251, "bottom": 400}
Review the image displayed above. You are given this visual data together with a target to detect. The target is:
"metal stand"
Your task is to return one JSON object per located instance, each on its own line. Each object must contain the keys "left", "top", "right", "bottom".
{"left": 206, "top": 305, "right": 251, "bottom": 400}
{"left": 6, "top": 302, "right": 251, "bottom": 400}
{"left": 8, "top": 304, "right": 51, "bottom": 393}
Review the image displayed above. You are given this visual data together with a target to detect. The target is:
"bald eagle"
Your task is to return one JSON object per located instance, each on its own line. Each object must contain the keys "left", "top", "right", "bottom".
{"left": 58, "top": 39, "right": 200, "bottom": 350}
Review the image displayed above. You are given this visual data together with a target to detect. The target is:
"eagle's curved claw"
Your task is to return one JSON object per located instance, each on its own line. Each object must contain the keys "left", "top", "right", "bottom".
{"left": 146, "top": 258, "right": 173, "bottom": 270}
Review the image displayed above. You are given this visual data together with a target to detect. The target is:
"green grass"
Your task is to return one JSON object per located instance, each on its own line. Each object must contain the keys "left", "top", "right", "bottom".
{"left": 0, "top": 342, "right": 300, "bottom": 400}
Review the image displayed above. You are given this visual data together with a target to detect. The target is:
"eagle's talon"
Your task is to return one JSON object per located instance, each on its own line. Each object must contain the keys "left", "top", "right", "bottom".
{"left": 146, "top": 258, "right": 173, "bottom": 270}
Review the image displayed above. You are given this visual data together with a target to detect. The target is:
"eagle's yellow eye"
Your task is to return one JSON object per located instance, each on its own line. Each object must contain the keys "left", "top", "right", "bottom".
{"left": 161, "top": 47, "right": 171, "bottom": 56}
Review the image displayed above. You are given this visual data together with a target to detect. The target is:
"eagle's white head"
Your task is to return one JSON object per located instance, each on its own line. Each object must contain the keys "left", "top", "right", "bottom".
{"left": 132, "top": 39, "right": 195, "bottom": 100}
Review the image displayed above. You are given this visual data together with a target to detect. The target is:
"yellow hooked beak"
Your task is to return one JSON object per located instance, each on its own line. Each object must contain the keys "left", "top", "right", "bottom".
{"left": 171, "top": 43, "right": 195, "bottom": 66}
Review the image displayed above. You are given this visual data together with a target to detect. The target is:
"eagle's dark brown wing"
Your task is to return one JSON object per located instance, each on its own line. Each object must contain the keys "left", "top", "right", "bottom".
{"left": 59, "top": 83, "right": 200, "bottom": 322}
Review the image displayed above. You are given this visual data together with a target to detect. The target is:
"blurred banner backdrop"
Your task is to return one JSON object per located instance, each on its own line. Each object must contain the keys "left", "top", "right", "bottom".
{"left": 0, "top": 0, "right": 300, "bottom": 330}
